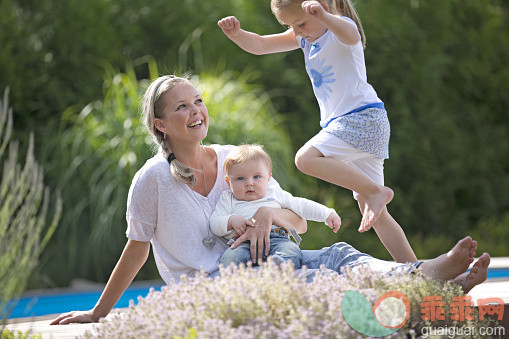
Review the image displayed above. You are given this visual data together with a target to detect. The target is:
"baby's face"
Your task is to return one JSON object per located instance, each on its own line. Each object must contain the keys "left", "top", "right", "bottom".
{"left": 227, "top": 159, "right": 271, "bottom": 201}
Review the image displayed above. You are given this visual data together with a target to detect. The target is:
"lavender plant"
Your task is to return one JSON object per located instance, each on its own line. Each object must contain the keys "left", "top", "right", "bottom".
{"left": 0, "top": 88, "right": 61, "bottom": 323}
{"left": 83, "top": 262, "right": 493, "bottom": 339}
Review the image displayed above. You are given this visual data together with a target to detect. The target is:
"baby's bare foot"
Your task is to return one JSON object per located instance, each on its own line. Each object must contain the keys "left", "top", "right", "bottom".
{"left": 419, "top": 236, "right": 476, "bottom": 281}
{"left": 358, "top": 186, "right": 393, "bottom": 232}
{"left": 454, "top": 253, "right": 490, "bottom": 293}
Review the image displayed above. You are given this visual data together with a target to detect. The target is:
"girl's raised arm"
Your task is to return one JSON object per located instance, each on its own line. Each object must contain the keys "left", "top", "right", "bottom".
{"left": 218, "top": 16, "right": 299, "bottom": 55}
{"left": 302, "top": 1, "right": 360, "bottom": 46}
{"left": 50, "top": 239, "right": 150, "bottom": 324}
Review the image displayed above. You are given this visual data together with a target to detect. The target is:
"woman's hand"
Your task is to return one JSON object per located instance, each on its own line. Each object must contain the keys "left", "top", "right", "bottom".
{"left": 230, "top": 206, "right": 274, "bottom": 263}
{"left": 50, "top": 310, "right": 98, "bottom": 325}
{"left": 218, "top": 16, "right": 241, "bottom": 37}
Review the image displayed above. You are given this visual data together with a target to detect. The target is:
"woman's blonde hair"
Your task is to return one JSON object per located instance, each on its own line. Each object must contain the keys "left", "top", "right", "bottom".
{"left": 271, "top": 0, "right": 366, "bottom": 48}
{"left": 224, "top": 144, "right": 272, "bottom": 176}
{"left": 141, "top": 75, "right": 197, "bottom": 185}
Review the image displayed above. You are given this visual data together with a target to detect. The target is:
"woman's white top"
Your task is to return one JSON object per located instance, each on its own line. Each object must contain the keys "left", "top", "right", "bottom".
{"left": 126, "top": 144, "right": 234, "bottom": 284}
{"left": 296, "top": 18, "right": 381, "bottom": 128}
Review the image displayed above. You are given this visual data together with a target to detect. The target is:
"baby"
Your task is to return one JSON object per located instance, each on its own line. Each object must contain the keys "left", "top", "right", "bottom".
{"left": 210, "top": 144, "right": 341, "bottom": 268}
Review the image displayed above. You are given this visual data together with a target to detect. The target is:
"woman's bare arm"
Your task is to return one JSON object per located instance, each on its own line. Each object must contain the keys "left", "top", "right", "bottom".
{"left": 218, "top": 16, "right": 299, "bottom": 55}
{"left": 50, "top": 239, "right": 150, "bottom": 324}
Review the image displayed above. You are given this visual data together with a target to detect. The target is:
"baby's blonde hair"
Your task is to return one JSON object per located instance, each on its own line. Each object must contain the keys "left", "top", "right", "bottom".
{"left": 224, "top": 144, "right": 272, "bottom": 176}
{"left": 271, "top": 0, "right": 366, "bottom": 48}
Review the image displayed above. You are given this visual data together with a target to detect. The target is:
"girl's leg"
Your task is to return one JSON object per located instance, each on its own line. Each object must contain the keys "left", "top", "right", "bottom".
{"left": 357, "top": 197, "right": 417, "bottom": 263}
{"left": 295, "top": 144, "right": 393, "bottom": 230}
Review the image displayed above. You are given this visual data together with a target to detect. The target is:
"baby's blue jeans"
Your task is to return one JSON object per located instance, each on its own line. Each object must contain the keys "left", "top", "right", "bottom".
{"left": 220, "top": 231, "right": 302, "bottom": 268}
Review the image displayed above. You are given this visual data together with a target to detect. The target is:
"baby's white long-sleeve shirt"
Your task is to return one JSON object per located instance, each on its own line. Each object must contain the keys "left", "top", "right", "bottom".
{"left": 209, "top": 186, "right": 336, "bottom": 239}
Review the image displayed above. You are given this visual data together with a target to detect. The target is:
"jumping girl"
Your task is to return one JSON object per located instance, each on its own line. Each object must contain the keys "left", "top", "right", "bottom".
{"left": 218, "top": 0, "right": 417, "bottom": 262}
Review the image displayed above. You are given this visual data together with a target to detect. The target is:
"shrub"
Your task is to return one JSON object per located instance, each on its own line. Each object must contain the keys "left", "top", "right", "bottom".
{"left": 0, "top": 329, "right": 40, "bottom": 339}
{"left": 83, "top": 262, "right": 494, "bottom": 338}
{"left": 0, "top": 88, "right": 61, "bottom": 321}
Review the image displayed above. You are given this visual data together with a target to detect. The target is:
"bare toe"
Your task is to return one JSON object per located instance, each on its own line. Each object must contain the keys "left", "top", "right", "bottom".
{"left": 471, "top": 240, "right": 477, "bottom": 249}
{"left": 455, "top": 252, "right": 490, "bottom": 293}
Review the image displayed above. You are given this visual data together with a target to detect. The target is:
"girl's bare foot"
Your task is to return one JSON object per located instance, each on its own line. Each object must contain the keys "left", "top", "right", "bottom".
{"left": 453, "top": 253, "right": 490, "bottom": 293}
{"left": 419, "top": 236, "right": 477, "bottom": 281}
{"left": 358, "top": 186, "right": 394, "bottom": 232}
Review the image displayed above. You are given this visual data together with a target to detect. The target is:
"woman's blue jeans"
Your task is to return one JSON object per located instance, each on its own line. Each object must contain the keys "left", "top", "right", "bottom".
{"left": 210, "top": 242, "right": 405, "bottom": 282}
{"left": 300, "top": 242, "right": 403, "bottom": 282}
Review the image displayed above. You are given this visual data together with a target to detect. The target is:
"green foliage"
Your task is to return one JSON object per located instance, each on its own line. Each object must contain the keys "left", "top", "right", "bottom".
{"left": 469, "top": 213, "right": 509, "bottom": 257}
{"left": 0, "top": 0, "right": 281, "bottom": 132}
{"left": 0, "top": 89, "right": 61, "bottom": 319}
{"left": 0, "top": 329, "right": 40, "bottom": 339}
{"left": 357, "top": 0, "right": 509, "bottom": 239}
{"left": 38, "top": 66, "right": 298, "bottom": 285}
{"left": 0, "top": 0, "right": 122, "bottom": 132}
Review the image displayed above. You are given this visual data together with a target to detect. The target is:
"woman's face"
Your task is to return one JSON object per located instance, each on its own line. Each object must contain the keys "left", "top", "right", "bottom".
{"left": 155, "top": 82, "right": 209, "bottom": 145}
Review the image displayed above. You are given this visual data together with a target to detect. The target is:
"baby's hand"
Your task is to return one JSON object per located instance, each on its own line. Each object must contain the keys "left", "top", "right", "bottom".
{"left": 302, "top": 1, "right": 328, "bottom": 20}
{"left": 228, "top": 215, "right": 254, "bottom": 237}
{"left": 218, "top": 16, "right": 241, "bottom": 37}
{"left": 326, "top": 211, "right": 341, "bottom": 233}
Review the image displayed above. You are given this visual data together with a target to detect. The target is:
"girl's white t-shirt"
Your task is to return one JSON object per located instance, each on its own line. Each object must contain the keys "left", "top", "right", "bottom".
{"left": 296, "top": 18, "right": 381, "bottom": 128}
{"left": 126, "top": 144, "right": 234, "bottom": 284}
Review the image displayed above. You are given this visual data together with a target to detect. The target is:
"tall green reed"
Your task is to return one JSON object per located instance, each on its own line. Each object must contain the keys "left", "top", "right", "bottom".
{"left": 38, "top": 62, "right": 154, "bottom": 285}
{"left": 0, "top": 88, "right": 61, "bottom": 320}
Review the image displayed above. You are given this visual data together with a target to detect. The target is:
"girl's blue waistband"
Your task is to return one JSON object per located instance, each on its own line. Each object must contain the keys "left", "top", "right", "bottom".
{"left": 320, "top": 102, "right": 385, "bottom": 128}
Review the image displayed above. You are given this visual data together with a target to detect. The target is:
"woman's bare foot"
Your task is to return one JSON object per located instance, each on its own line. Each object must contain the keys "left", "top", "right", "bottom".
{"left": 358, "top": 186, "right": 394, "bottom": 232}
{"left": 419, "top": 236, "right": 477, "bottom": 281}
{"left": 453, "top": 253, "right": 490, "bottom": 293}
